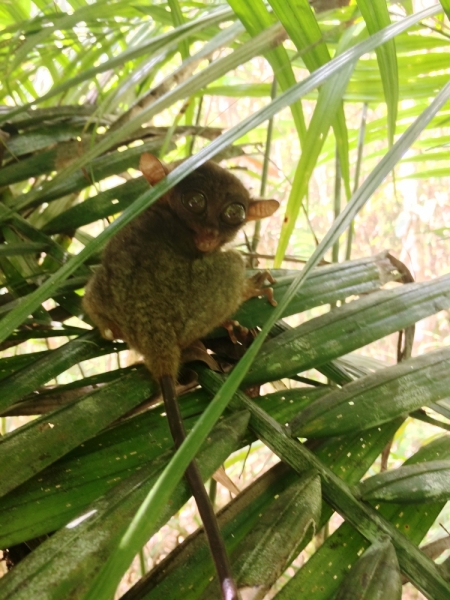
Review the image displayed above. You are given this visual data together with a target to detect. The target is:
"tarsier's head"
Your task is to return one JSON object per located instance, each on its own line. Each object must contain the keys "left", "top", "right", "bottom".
{"left": 140, "top": 153, "right": 279, "bottom": 253}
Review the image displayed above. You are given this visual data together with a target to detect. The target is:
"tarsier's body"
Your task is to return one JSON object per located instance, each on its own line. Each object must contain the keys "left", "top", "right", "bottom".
{"left": 83, "top": 154, "right": 278, "bottom": 600}
{"left": 84, "top": 154, "right": 278, "bottom": 380}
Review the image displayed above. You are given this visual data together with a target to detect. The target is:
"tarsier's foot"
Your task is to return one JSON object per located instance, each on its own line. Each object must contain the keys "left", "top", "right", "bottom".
{"left": 221, "top": 319, "right": 249, "bottom": 344}
{"left": 243, "top": 270, "right": 278, "bottom": 306}
{"left": 101, "top": 321, "right": 124, "bottom": 341}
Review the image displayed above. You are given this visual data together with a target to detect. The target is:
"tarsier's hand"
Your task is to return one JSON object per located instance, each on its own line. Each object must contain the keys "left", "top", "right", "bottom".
{"left": 243, "top": 270, "right": 277, "bottom": 306}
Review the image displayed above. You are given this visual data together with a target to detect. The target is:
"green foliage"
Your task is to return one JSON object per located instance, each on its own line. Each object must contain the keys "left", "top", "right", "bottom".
{"left": 1, "top": 1, "right": 450, "bottom": 599}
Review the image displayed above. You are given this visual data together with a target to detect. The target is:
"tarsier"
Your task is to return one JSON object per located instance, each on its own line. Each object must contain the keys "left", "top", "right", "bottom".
{"left": 83, "top": 153, "right": 279, "bottom": 600}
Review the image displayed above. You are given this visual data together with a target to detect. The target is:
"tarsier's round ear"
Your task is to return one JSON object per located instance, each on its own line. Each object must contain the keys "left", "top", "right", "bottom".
{"left": 246, "top": 199, "right": 280, "bottom": 221}
{"left": 139, "top": 153, "right": 169, "bottom": 185}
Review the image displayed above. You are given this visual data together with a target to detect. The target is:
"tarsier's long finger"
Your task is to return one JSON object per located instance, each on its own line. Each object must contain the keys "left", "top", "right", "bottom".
{"left": 262, "top": 286, "right": 277, "bottom": 306}
{"left": 262, "top": 270, "right": 276, "bottom": 286}
{"left": 249, "top": 269, "right": 276, "bottom": 287}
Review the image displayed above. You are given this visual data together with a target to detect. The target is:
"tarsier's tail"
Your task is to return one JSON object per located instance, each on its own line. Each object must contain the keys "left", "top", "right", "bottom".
{"left": 159, "top": 375, "right": 238, "bottom": 600}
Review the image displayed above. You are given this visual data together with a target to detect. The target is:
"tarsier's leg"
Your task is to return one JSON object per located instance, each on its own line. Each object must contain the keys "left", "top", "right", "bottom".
{"left": 242, "top": 270, "right": 278, "bottom": 306}
{"left": 82, "top": 285, "right": 124, "bottom": 341}
{"left": 84, "top": 305, "right": 123, "bottom": 341}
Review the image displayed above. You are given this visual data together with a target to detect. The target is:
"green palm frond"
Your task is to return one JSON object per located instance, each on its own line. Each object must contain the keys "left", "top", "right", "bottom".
{"left": 1, "top": 2, "right": 450, "bottom": 599}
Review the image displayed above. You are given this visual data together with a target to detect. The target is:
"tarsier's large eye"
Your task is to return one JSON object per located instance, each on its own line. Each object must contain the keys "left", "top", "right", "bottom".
{"left": 181, "top": 190, "right": 207, "bottom": 214}
{"left": 221, "top": 203, "right": 246, "bottom": 225}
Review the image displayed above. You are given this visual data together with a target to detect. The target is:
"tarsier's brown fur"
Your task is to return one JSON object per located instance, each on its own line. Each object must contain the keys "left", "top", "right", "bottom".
{"left": 83, "top": 153, "right": 279, "bottom": 382}
{"left": 82, "top": 153, "right": 279, "bottom": 600}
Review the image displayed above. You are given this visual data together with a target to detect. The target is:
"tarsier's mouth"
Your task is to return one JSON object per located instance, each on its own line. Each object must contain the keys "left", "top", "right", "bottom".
{"left": 194, "top": 235, "right": 221, "bottom": 253}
